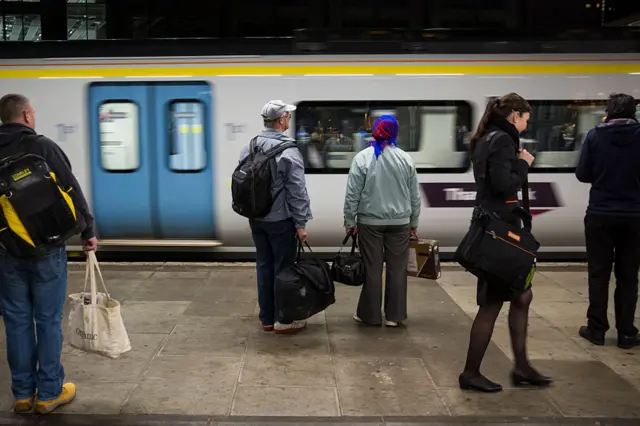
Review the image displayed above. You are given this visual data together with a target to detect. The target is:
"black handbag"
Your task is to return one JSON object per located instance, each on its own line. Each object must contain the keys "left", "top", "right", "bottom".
{"left": 454, "top": 201, "right": 539, "bottom": 292}
{"left": 454, "top": 130, "right": 539, "bottom": 292}
{"left": 275, "top": 240, "right": 336, "bottom": 322}
{"left": 331, "top": 231, "right": 365, "bottom": 287}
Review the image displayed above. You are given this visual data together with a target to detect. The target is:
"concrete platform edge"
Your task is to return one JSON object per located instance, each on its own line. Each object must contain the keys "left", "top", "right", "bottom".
{"left": 0, "top": 415, "right": 638, "bottom": 426}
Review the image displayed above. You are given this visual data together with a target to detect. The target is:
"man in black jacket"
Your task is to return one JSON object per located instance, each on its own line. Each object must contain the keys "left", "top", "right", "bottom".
{"left": 575, "top": 92, "right": 640, "bottom": 350}
{"left": 0, "top": 94, "right": 97, "bottom": 414}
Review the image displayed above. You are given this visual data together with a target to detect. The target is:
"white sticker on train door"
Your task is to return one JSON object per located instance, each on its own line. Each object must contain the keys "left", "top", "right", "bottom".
{"left": 98, "top": 102, "right": 140, "bottom": 171}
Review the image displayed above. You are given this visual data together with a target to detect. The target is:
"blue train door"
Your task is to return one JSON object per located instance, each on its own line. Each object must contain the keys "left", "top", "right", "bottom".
{"left": 88, "top": 81, "right": 216, "bottom": 241}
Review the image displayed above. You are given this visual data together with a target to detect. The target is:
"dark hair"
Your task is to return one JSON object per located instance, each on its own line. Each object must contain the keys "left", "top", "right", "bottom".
{"left": 468, "top": 92, "right": 531, "bottom": 155}
{"left": 605, "top": 92, "right": 637, "bottom": 121}
{"left": 0, "top": 93, "right": 30, "bottom": 123}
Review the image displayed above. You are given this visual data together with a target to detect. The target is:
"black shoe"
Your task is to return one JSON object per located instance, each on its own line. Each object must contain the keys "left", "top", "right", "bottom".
{"left": 510, "top": 369, "right": 553, "bottom": 388}
{"left": 579, "top": 326, "right": 605, "bottom": 346}
{"left": 617, "top": 333, "right": 640, "bottom": 350}
{"left": 458, "top": 373, "right": 502, "bottom": 393}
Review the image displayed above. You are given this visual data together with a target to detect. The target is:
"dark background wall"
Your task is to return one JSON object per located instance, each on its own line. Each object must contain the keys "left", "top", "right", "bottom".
{"left": 0, "top": 0, "right": 636, "bottom": 42}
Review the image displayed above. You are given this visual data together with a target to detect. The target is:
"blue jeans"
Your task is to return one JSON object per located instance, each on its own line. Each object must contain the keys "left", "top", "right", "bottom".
{"left": 249, "top": 218, "right": 298, "bottom": 326}
{"left": 0, "top": 246, "right": 67, "bottom": 401}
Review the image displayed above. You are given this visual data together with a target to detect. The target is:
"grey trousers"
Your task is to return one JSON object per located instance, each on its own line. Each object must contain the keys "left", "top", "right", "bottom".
{"left": 356, "top": 223, "right": 411, "bottom": 324}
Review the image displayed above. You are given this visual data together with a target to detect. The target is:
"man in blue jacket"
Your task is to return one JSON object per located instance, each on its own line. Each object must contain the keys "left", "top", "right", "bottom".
{"left": 575, "top": 92, "right": 640, "bottom": 350}
{"left": 239, "top": 100, "right": 313, "bottom": 335}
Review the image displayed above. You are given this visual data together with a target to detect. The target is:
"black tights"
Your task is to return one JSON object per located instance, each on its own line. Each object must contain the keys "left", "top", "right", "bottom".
{"left": 463, "top": 288, "right": 534, "bottom": 376}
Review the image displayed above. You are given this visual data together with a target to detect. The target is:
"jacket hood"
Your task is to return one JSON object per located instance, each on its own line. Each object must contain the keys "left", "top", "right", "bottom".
{"left": 594, "top": 118, "right": 640, "bottom": 146}
{"left": 0, "top": 122, "right": 37, "bottom": 147}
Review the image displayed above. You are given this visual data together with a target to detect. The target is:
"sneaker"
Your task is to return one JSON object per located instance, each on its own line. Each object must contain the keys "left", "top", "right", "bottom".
{"left": 274, "top": 320, "right": 306, "bottom": 334}
{"left": 34, "top": 383, "right": 76, "bottom": 414}
{"left": 14, "top": 395, "right": 34, "bottom": 413}
{"left": 385, "top": 320, "right": 399, "bottom": 327}
{"left": 262, "top": 324, "right": 274, "bottom": 332}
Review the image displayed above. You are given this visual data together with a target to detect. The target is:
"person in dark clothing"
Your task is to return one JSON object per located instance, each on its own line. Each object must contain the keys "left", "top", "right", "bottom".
{"left": 0, "top": 94, "right": 97, "bottom": 414}
{"left": 458, "top": 93, "right": 552, "bottom": 393}
{"left": 575, "top": 93, "right": 640, "bottom": 350}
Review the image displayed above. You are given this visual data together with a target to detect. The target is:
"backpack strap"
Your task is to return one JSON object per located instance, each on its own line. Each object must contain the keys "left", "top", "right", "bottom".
{"left": 264, "top": 141, "right": 298, "bottom": 201}
{"left": 249, "top": 137, "right": 258, "bottom": 155}
{"left": 263, "top": 141, "right": 297, "bottom": 158}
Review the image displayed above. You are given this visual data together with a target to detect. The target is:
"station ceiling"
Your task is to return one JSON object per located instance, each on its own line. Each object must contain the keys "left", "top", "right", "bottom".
{"left": 0, "top": 0, "right": 104, "bottom": 41}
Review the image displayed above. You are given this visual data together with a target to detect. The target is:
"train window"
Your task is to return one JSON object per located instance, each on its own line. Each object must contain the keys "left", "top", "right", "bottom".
{"left": 98, "top": 101, "right": 140, "bottom": 172}
{"left": 168, "top": 100, "right": 207, "bottom": 173}
{"left": 520, "top": 100, "right": 639, "bottom": 172}
{"left": 293, "top": 101, "right": 472, "bottom": 173}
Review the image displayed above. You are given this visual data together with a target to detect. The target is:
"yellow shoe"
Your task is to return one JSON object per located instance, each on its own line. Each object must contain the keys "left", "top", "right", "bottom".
{"left": 34, "top": 383, "right": 76, "bottom": 414}
{"left": 14, "top": 396, "right": 34, "bottom": 413}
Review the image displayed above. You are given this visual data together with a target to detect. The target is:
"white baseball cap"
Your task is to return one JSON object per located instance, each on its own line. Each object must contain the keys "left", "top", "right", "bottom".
{"left": 261, "top": 100, "right": 296, "bottom": 120}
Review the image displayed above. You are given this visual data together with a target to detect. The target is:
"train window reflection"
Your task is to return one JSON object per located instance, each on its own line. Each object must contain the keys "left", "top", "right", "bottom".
{"left": 98, "top": 101, "right": 140, "bottom": 172}
{"left": 293, "top": 101, "right": 472, "bottom": 173}
{"left": 520, "top": 100, "right": 640, "bottom": 171}
{"left": 169, "top": 100, "right": 207, "bottom": 173}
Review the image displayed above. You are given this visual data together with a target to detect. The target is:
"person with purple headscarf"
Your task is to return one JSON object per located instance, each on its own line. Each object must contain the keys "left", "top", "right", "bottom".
{"left": 343, "top": 115, "right": 421, "bottom": 327}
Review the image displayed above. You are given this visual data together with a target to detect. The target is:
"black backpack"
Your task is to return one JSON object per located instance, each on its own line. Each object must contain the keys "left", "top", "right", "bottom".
{"left": 231, "top": 137, "right": 297, "bottom": 219}
{"left": 0, "top": 135, "right": 84, "bottom": 258}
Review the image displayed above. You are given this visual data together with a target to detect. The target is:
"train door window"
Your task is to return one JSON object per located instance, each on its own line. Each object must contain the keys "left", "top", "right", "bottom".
{"left": 98, "top": 101, "right": 140, "bottom": 172}
{"left": 168, "top": 100, "right": 207, "bottom": 172}
{"left": 293, "top": 101, "right": 472, "bottom": 173}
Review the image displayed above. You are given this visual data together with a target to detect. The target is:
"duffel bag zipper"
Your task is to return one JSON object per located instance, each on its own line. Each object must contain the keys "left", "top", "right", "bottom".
{"left": 486, "top": 231, "right": 535, "bottom": 257}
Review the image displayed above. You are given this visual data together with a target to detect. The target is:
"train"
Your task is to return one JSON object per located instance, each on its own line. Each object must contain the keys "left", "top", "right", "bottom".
{"left": 0, "top": 53, "right": 639, "bottom": 260}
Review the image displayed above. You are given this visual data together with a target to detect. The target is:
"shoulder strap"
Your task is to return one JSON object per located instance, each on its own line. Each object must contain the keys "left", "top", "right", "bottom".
{"left": 521, "top": 179, "right": 530, "bottom": 213}
{"left": 263, "top": 141, "right": 297, "bottom": 159}
{"left": 249, "top": 137, "right": 258, "bottom": 155}
{"left": 475, "top": 130, "right": 531, "bottom": 213}
{"left": 475, "top": 131, "right": 499, "bottom": 179}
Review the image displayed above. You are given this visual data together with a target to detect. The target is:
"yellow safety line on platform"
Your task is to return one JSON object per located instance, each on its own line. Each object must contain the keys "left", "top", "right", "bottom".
{"left": 0, "top": 63, "right": 638, "bottom": 78}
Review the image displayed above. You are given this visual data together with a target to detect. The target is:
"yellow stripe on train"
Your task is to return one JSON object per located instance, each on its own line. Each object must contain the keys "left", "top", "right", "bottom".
{"left": 0, "top": 63, "right": 638, "bottom": 78}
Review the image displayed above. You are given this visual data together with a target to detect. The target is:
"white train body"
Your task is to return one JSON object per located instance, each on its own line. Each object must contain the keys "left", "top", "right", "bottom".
{"left": 0, "top": 54, "right": 638, "bottom": 258}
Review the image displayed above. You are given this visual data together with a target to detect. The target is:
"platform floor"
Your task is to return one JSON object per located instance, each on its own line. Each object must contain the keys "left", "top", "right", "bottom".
{"left": 1, "top": 263, "right": 639, "bottom": 423}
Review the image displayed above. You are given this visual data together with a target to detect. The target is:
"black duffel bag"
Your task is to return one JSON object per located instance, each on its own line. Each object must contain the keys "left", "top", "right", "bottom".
{"left": 331, "top": 230, "right": 365, "bottom": 287}
{"left": 454, "top": 204, "right": 539, "bottom": 293}
{"left": 275, "top": 241, "right": 336, "bottom": 322}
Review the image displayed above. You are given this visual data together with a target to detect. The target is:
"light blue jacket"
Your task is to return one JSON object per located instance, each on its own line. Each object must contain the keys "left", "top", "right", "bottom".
{"left": 344, "top": 146, "right": 421, "bottom": 228}
{"left": 239, "top": 129, "right": 313, "bottom": 228}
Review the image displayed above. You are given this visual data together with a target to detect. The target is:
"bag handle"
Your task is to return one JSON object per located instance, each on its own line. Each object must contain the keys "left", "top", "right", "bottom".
{"left": 83, "top": 251, "right": 111, "bottom": 302}
{"left": 296, "top": 237, "right": 314, "bottom": 261}
{"left": 343, "top": 230, "right": 359, "bottom": 255}
{"left": 511, "top": 205, "right": 533, "bottom": 232}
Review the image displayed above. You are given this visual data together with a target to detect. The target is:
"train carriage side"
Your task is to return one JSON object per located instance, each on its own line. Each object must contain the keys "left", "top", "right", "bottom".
{"left": 0, "top": 54, "right": 638, "bottom": 258}
{"left": 216, "top": 63, "right": 640, "bottom": 258}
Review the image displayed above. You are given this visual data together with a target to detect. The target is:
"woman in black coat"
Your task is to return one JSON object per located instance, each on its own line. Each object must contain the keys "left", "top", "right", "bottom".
{"left": 458, "top": 93, "right": 553, "bottom": 392}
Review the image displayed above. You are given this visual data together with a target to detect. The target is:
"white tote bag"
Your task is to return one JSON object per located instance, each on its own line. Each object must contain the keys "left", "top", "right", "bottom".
{"left": 67, "top": 251, "right": 131, "bottom": 359}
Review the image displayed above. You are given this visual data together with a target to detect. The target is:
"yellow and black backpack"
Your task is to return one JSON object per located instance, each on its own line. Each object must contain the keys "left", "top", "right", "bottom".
{"left": 0, "top": 135, "right": 84, "bottom": 257}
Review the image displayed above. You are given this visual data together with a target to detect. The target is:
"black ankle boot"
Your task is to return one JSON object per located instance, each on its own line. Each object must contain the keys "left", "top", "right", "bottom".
{"left": 510, "top": 369, "right": 552, "bottom": 388}
{"left": 458, "top": 372, "right": 502, "bottom": 393}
